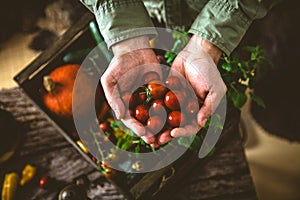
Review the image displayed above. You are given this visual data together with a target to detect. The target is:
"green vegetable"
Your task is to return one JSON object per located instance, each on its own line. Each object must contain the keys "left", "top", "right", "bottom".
{"left": 63, "top": 49, "right": 92, "bottom": 63}
{"left": 89, "top": 20, "right": 113, "bottom": 63}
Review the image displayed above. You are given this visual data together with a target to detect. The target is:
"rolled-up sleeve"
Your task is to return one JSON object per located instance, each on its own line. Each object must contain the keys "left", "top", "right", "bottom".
{"left": 188, "top": 0, "right": 280, "bottom": 55}
{"left": 80, "top": 0, "right": 157, "bottom": 49}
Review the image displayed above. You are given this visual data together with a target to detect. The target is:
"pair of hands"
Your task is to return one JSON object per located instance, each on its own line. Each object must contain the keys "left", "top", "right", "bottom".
{"left": 101, "top": 35, "right": 227, "bottom": 147}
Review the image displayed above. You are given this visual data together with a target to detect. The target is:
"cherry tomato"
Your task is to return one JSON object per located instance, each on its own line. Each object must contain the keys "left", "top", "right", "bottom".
{"left": 135, "top": 87, "right": 147, "bottom": 102}
{"left": 165, "top": 76, "right": 182, "bottom": 90}
{"left": 164, "top": 90, "right": 185, "bottom": 110}
{"left": 99, "top": 121, "right": 109, "bottom": 132}
{"left": 149, "top": 99, "right": 165, "bottom": 116}
{"left": 167, "top": 111, "right": 186, "bottom": 128}
{"left": 143, "top": 71, "right": 160, "bottom": 84}
{"left": 100, "top": 163, "right": 116, "bottom": 179}
{"left": 147, "top": 81, "right": 168, "bottom": 99}
{"left": 186, "top": 99, "right": 199, "bottom": 115}
{"left": 135, "top": 104, "right": 149, "bottom": 124}
{"left": 147, "top": 115, "right": 164, "bottom": 134}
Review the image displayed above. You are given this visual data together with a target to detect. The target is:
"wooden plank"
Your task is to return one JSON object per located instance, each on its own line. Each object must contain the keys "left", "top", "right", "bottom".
{"left": 0, "top": 88, "right": 257, "bottom": 200}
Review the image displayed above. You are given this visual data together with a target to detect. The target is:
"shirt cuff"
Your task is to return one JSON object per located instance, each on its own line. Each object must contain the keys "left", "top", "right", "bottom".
{"left": 188, "top": 0, "right": 253, "bottom": 56}
{"left": 94, "top": 0, "right": 157, "bottom": 49}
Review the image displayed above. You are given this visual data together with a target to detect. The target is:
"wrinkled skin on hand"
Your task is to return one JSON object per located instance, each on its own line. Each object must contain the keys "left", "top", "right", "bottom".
{"left": 101, "top": 36, "right": 161, "bottom": 144}
{"left": 169, "top": 35, "right": 227, "bottom": 138}
{"left": 101, "top": 35, "right": 227, "bottom": 147}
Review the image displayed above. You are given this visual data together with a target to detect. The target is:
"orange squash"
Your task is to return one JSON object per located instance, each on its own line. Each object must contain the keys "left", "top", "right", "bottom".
{"left": 42, "top": 64, "right": 106, "bottom": 119}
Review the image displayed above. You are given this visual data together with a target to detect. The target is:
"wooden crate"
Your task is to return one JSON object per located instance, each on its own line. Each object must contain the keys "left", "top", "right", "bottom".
{"left": 14, "top": 11, "right": 241, "bottom": 200}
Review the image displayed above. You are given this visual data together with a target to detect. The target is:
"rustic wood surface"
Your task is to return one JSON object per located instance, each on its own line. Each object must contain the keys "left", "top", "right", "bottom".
{"left": 0, "top": 88, "right": 257, "bottom": 200}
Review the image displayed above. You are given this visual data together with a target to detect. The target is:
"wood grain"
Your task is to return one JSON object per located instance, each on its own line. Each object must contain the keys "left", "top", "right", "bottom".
{"left": 0, "top": 88, "right": 257, "bottom": 200}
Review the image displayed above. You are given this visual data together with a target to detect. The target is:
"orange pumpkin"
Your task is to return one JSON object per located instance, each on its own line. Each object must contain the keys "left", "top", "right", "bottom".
{"left": 42, "top": 64, "right": 107, "bottom": 119}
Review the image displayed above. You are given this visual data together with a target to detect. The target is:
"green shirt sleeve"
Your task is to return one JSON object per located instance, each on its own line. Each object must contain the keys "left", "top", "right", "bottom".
{"left": 188, "top": 0, "right": 281, "bottom": 55}
{"left": 80, "top": 0, "right": 157, "bottom": 49}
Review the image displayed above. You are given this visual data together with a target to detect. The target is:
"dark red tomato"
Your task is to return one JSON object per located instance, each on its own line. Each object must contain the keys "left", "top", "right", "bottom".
{"left": 143, "top": 71, "right": 160, "bottom": 84}
{"left": 186, "top": 99, "right": 199, "bottom": 115}
{"left": 147, "top": 115, "right": 164, "bottom": 134}
{"left": 135, "top": 87, "right": 147, "bottom": 102}
{"left": 167, "top": 111, "right": 185, "bottom": 128}
{"left": 147, "top": 80, "right": 168, "bottom": 99}
{"left": 164, "top": 90, "right": 185, "bottom": 110}
{"left": 149, "top": 99, "right": 165, "bottom": 116}
{"left": 99, "top": 121, "right": 109, "bottom": 132}
{"left": 165, "top": 76, "right": 181, "bottom": 90}
{"left": 135, "top": 104, "right": 149, "bottom": 124}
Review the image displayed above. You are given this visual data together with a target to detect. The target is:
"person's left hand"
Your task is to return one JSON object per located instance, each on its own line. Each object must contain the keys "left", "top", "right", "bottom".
{"left": 155, "top": 35, "right": 227, "bottom": 145}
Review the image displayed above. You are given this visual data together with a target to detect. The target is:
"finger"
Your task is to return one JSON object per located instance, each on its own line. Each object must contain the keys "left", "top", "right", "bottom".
{"left": 170, "top": 121, "right": 200, "bottom": 137}
{"left": 142, "top": 63, "right": 163, "bottom": 82}
{"left": 141, "top": 135, "right": 156, "bottom": 145}
{"left": 196, "top": 92, "right": 213, "bottom": 128}
{"left": 101, "top": 71, "right": 125, "bottom": 119}
{"left": 157, "top": 129, "right": 173, "bottom": 145}
{"left": 121, "top": 115, "right": 147, "bottom": 137}
{"left": 197, "top": 89, "right": 222, "bottom": 128}
{"left": 150, "top": 143, "right": 160, "bottom": 148}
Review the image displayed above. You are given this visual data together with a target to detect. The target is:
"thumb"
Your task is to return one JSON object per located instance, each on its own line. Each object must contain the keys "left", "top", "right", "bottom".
{"left": 197, "top": 93, "right": 213, "bottom": 128}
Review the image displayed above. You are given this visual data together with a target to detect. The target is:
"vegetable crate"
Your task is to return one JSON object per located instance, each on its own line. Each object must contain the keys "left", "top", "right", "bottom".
{"left": 14, "top": 11, "right": 240, "bottom": 200}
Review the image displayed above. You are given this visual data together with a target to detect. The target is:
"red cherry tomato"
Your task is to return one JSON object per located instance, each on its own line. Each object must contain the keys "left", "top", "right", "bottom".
{"left": 164, "top": 90, "right": 185, "bottom": 110}
{"left": 147, "top": 115, "right": 164, "bottom": 134}
{"left": 99, "top": 121, "right": 109, "bottom": 132}
{"left": 135, "top": 87, "right": 147, "bottom": 103}
{"left": 165, "top": 76, "right": 182, "bottom": 90}
{"left": 149, "top": 99, "right": 165, "bottom": 116}
{"left": 147, "top": 81, "right": 168, "bottom": 99}
{"left": 135, "top": 104, "right": 149, "bottom": 124}
{"left": 143, "top": 71, "right": 160, "bottom": 84}
{"left": 168, "top": 111, "right": 186, "bottom": 128}
{"left": 186, "top": 99, "right": 199, "bottom": 115}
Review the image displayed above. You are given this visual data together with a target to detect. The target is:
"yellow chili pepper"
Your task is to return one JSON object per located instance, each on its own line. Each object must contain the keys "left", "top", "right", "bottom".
{"left": 1, "top": 172, "right": 19, "bottom": 200}
{"left": 19, "top": 164, "right": 37, "bottom": 186}
{"left": 76, "top": 140, "right": 89, "bottom": 154}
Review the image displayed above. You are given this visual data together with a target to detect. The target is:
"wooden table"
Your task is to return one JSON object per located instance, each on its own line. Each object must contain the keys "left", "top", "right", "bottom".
{"left": 0, "top": 88, "right": 257, "bottom": 200}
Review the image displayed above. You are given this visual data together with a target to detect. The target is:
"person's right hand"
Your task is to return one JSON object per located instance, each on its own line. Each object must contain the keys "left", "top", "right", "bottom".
{"left": 101, "top": 36, "right": 161, "bottom": 144}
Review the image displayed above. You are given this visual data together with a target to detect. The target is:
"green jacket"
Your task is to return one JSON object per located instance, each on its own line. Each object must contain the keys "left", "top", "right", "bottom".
{"left": 80, "top": 0, "right": 280, "bottom": 55}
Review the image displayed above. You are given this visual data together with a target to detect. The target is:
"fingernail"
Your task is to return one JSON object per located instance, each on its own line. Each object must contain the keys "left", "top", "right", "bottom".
{"left": 170, "top": 130, "right": 176, "bottom": 138}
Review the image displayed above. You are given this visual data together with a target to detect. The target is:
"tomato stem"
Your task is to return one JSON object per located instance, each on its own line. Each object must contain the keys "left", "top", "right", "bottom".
{"left": 43, "top": 76, "right": 56, "bottom": 92}
{"left": 139, "top": 86, "right": 152, "bottom": 103}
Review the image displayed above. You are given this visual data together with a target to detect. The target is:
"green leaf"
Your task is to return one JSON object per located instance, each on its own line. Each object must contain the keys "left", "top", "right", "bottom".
{"left": 207, "top": 147, "right": 216, "bottom": 157}
{"left": 231, "top": 91, "right": 247, "bottom": 108}
{"left": 244, "top": 46, "right": 258, "bottom": 52}
{"left": 177, "top": 136, "right": 193, "bottom": 149}
{"left": 250, "top": 92, "right": 266, "bottom": 108}
{"left": 222, "top": 63, "right": 232, "bottom": 72}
